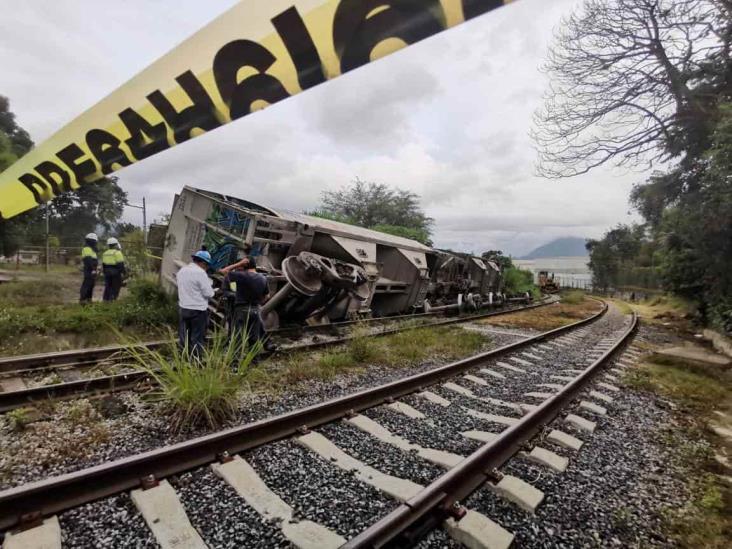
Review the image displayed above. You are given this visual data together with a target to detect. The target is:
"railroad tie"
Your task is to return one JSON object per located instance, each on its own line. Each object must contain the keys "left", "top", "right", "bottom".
{"left": 442, "top": 382, "right": 523, "bottom": 414}
{"left": 546, "top": 429, "right": 584, "bottom": 450}
{"left": 521, "top": 352, "right": 543, "bottom": 361}
{"left": 523, "top": 391, "right": 556, "bottom": 400}
{"left": 464, "top": 374, "right": 489, "bottom": 387}
{"left": 346, "top": 414, "right": 463, "bottom": 469}
{"left": 538, "top": 383, "right": 565, "bottom": 391}
{"left": 579, "top": 400, "right": 608, "bottom": 416}
{"left": 464, "top": 407, "right": 520, "bottom": 426}
{"left": 212, "top": 456, "right": 345, "bottom": 549}
{"left": 387, "top": 401, "right": 425, "bottom": 419}
{"left": 131, "top": 480, "right": 207, "bottom": 549}
{"left": 589, "top": 390, "right": 614, "bottom": 404}
{"left": 509, "top": 356, "right": 534, "bottom": 367}
{"left": 461, "top": 431, "right": 568, "bottom": 473}
{"left": 2, "top": 516, "right": 61, "bottom": 549}
{"left": 479, "top": 368, "right": 506, "bottom": 380}
{"left": 494, "top": 361, "right": 526, "bottom": 373}
{"left": 550, "top": 375, "right": 575, "bottom": 382}
{"left": 564, "top": 414, "right": 597, "bottom": 433}
{"left": 597, "top": 381, "right": 620, "bottom": 392}
{"left": 417, "top": 390, "right": 451, "bottom": 407}
{"left": 0, "top": 377, "right": 27, "bottom": 393}
{"left": 297, "top": 432, "right": 514, "bottom": 549}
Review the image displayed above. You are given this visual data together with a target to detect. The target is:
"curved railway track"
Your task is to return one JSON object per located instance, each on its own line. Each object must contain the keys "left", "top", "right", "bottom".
{"left": 0, "top": 299, "right": 641, "bottom": 548}
{"left": 0, "top": 298, "right": 555, "bottom": 413}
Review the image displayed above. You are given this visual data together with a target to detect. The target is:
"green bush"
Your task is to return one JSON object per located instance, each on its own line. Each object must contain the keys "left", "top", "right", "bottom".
{"left": 562, "top": 290, "right": 585, "bottom": 304}
{"left": 503, "top": 267, "right": 540, "bottom": 298}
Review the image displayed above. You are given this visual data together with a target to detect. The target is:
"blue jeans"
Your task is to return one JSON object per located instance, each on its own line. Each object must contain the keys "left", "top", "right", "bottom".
{"left": 178, "top": 308, "right": 209, "bottom": 358}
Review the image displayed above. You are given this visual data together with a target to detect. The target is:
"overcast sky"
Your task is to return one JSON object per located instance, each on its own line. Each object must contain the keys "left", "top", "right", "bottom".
{"left": 0, "top": 0, "right": 645, "bottom": 256}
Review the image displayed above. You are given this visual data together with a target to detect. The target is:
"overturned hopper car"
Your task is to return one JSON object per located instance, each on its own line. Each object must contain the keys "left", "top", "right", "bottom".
{"left": 161, "top": 186, "right": 509, "bottom": 329}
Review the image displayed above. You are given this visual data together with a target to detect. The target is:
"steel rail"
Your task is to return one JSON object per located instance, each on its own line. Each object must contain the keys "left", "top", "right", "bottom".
{"left": 0, "top": 299, "right": 543, "bottom": 375}
{"left": 0, "top": 300, "right": 605, "bottom": 531}
{"left": 0, "top": 299, "right": 556, "bottom": 412}
{"left": 344, "top": 309, "right": 638, "bottom": 548}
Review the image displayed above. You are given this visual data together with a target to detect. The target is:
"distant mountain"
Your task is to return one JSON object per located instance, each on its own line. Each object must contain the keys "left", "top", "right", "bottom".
{"left": 521, "top": 237, "right": 588, "bottom": 259}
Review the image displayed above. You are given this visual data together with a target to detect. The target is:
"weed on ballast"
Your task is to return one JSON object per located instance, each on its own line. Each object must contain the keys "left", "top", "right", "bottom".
{"left": 124, "top": 330, "right": 262, "bottom": 432}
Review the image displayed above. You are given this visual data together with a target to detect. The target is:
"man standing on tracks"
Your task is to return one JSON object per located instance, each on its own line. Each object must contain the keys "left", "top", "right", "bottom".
{"left": 102, "top": 237, "right": 126, "bottom": 302}
{"left": 177, "top": 250, "right": 215, "bottom": 358}
{"left": 79, "top": 233, "right": 99, "bottom": 304}
{"left": 220, "top": 256, "right": 272, "bottom": 356}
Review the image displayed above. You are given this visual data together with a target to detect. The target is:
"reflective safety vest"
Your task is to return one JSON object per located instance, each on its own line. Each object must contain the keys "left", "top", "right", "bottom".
{"left": 102, "top": 248, "right": 125, "bottom": 266}
{"left": 81, "top": 246, "right": 97, "bottom": 260}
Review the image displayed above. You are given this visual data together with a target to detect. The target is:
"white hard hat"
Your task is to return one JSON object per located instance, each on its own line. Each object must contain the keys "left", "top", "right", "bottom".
{"left": 107, "top": 237, "right": 119, "bottom": 246}
{"left": 85, "top": 233, "right": 98, "bottom": 241}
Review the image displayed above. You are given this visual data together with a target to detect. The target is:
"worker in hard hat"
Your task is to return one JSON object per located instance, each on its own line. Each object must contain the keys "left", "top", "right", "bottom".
{"left": 79, "top": 233, "right": 99, "bottom": 304}
{"left": 220, "top": 255, "right": 272, "bottom": 358}
{"left": 177, "top": 250, "right": 215, "bottom": 357}
{"left": 102, "top": 237, "right": 126, "bottom": 302}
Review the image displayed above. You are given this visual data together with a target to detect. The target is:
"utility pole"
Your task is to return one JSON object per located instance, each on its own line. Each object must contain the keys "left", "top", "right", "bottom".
{"left": 125, "top": 198, "right": 147, "bottom": 243}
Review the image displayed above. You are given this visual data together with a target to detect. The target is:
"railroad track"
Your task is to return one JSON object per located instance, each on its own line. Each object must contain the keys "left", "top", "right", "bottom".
{"left": 0, "top": 300, "right": 641, "bottom": 548}
{"left": 0, "top": 298, "right": 555, "bottom": 413}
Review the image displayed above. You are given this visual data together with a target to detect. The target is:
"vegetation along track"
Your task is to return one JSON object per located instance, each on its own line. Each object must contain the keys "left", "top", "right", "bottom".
{"left": 0, "top": 299, "right": 641, "bottom": 548}
{"left": 0, "top": 298, "right": 556, "bottom": 413}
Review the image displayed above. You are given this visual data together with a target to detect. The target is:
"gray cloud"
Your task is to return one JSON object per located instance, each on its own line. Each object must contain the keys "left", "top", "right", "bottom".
{"left": 1, "top": 0, "right": 646, "bottom": 257}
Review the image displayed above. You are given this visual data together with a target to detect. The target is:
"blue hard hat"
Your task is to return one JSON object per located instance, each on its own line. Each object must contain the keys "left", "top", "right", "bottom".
{"left": 192, "top": 250, "right": 212, "bottom": 264}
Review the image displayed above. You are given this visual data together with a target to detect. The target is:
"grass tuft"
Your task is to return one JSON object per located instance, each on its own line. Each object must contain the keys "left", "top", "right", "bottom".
{"left": 124, "top": 330, "right": 262, "bottom": 431}
{"left": 561, "top": 290, "right": 585, "bottom": 305}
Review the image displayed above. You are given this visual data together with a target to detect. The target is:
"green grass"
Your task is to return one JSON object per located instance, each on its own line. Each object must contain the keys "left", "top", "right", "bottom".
{"left": 624, "top": 354, "right": 731, "bottom": 548}
{"left": 0, "top": 278, "right": 177, "bottom": 354}
{"left": 124, "top": 330, "right": 262, "bottom": 431}
{"left": 0, "top": 279, "right": 67, "bottom": 306}
{"left": 259, "top": 326, "right": 490, "bottom": 389}
{"left": 624, "top": 356, "right": 730, "bottom": 413}
{"left": 561, "top": 290, "right": 585, "bottom": 305}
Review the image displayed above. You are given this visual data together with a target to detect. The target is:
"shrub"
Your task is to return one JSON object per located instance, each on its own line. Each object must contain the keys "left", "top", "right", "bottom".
{"left": 503, "top": 267, "right": 539, "bottom": 298}
{"left": 562, "top": 290, "right": 585, "bottom": 304}
{"left": 124, "top": 330, "right": 261, "bottom": 431}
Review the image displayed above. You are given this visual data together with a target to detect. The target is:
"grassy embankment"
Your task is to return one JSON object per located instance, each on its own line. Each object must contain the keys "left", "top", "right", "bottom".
{"left": 624, "top": 336, "right": 731, "bottom": 547}
{"left": 479, "top": 291, "right": 602, "bottom": 331}
{"left": 0, "top": 277, "right": 177, "bottom": 356}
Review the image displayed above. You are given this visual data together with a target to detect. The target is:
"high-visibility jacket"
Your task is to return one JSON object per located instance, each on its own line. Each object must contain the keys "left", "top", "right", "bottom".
{"left": 102, "top": 248, "right": 125, "bottom": 276}
{"left": 81, "top": 246, "right": 98, "bottom": 276}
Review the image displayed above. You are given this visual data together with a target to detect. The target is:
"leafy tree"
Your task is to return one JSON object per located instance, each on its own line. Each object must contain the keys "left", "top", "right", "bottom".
{"left": 0, "top": 95, "right": 33, "bottom": 157}
{"left": 0, "top": 95, "right": 129, "bottom": 254}
{"left": 480, "top": 250, "right": 513, "bottom": 271}
{"left": 311, "top": 178, "right": 434, "bottom": 245}
{"left": 0, "top": 96, "right": 34, "bottom": 255}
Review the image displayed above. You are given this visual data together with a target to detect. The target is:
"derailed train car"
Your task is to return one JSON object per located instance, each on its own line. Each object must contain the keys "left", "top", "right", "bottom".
{"left": 161, "top": 186, "right": 510, "bottom": 329}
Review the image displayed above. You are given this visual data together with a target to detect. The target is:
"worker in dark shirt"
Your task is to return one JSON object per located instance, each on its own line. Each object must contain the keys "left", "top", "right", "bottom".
{"left": 220, "top": 256, "right": 271, "bottom": 356}
{"left": 79, "top": 233, "right": 98, "bottom": 303}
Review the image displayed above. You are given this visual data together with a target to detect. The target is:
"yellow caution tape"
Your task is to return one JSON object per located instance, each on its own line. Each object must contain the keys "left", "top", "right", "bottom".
{"left": 0, "top": 0, "right": 512, "bottom": 220}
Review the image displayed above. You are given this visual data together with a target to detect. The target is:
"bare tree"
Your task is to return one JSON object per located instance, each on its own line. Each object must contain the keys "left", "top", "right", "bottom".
{"left": 532, "top": 0, "right": 731, "bottom": 178}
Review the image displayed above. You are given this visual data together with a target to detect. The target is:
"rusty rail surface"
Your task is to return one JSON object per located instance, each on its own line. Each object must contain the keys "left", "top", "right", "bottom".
{"left": 0, "top": 298, "right": 556, "bottom": 412}
{"left": 0, "top": 299, "right": 604, "bottom": 531}
{"left": 344, "top": 309, "right": 639, "bottom": 548}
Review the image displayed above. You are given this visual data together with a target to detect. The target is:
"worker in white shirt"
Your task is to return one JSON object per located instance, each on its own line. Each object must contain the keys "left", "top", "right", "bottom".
{"left": 176, "top": 250, "right": 215, "bottom": 357}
